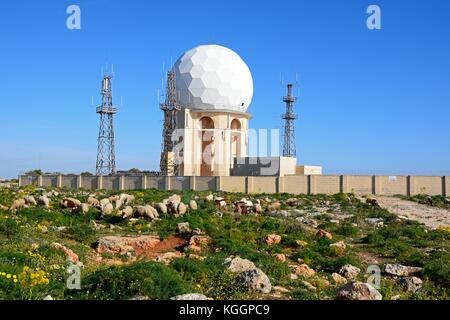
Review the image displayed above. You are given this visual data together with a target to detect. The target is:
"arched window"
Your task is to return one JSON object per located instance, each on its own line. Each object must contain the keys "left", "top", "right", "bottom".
{"left": 230, "top": 119, "right": 241, "bottom": 130}
{"left": 230, "top": 119, "right": 242, "bottom": 160}
{"left": 199, "top": 117, "right": 214, "bottom": 176}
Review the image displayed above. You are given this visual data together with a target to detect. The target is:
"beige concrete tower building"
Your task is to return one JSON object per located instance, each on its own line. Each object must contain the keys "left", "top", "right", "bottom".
{"left": 170, "top": 44, "right": 254, "bottom": 176}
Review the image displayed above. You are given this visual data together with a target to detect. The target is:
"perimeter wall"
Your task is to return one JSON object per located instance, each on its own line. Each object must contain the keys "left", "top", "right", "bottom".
{"left": 18, "top": 175, "right": 449, "bottom": 196}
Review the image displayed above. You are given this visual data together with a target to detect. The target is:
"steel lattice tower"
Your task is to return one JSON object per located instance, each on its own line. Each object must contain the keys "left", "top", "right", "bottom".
{"left": 160, "top": 68, "right": 180, "bottom": 176}
{"left": 95, "top": 74, "right": 117, "bottom": 176}
{"left": 281, "top": 83, "right": 298, "bottom": 158}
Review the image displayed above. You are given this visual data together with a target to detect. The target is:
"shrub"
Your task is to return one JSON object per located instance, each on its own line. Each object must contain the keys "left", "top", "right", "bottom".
{"left": 70, "top": 261, "right": 191, "bottom": 300}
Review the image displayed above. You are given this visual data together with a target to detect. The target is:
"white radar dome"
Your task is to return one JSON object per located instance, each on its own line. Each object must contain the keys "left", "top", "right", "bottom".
{"left": 174, "top": 44, "right": 253, "bottom": 113}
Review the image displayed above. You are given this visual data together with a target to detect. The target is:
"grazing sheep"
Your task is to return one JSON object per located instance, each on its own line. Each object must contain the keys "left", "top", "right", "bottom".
{"left": 155, "top": 203, "right": 168, "bottom": 214}
{"left": 101, "top": 203, "right": 114, "bottom": 215}
{"left": 38, "top": 196, "right": 50, "bottom": 208}
{"left": 10, "top": 199, "right": 26, "bottom": 211}
{"left": 87, "top": 197, "right": 100, "bottom": 207}
{"left": 120, "top": 206, "right": 133, "bottom": 219}
{"left": 99, "top": 198, "right": 110, "bottom": 207}
{"left": 366, "top": 197, "right": 379, "bottom": 207}
{"left": 60, "top": 198, "right": 81, "bottom": 209}
{"left": 24, "top": 195, "right": 37, "bottom": 206}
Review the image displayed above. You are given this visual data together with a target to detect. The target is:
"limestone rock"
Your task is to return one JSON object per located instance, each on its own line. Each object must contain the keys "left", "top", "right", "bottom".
{"left": 235, "top": 268, "right": 272, "bottom": 294}
{"left": 332, "top": 272, "right": 347, "bottom": 285}
{"left": 170, "top": 293, "right": 211, "bottom": 300}
{"left": 129, "top": 295, "right": 150, "bottom": 300}
{"left": 224, "top": 256, "right": 257, "bottom": 273}
{"left": 94, "top": 235, "right": 161, "bottom": 254}
{"left": 293, "top": 264, "right": 316, "bottom": 278}
{"left": 339, "top": 264, "right": 361, "bottom": 280}
{"left": 155, "top": 251, "right": 185, "bottom": 265}
{"left": 265, "top": 234, "right": 282, "bottom": 245}
{"left": 336, "top": 281, "right": 382, "bottom": 300}
{"left": 330, "top": 240, "right": 346, "bottom": 255}
{"left": 316, "top": 229, "right": 333, "bottom": 240}
{"left": 51, "top": 242, "right": 79, "bottom": 263}
{"left": 301, "top": 280, "right": 317, "bottom": 291}
{"left": 187, "top": 235, "right": 209, "bottom": 252}
{"left": 365, "top": 218, "right": 384, "bottom": 227}
{"left": 273, "top": 253, "right": 286, "bottom": 262}
{"left": 384, "top": 264, "right": 423, "bottom": 277}
{"left": 398, "top": 276, "right": 423, "bottom": 293}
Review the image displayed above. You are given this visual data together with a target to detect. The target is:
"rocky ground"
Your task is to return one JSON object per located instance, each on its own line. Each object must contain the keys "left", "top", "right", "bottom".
{"left": 0, "top": 186, "right": 448, "bottom": 300}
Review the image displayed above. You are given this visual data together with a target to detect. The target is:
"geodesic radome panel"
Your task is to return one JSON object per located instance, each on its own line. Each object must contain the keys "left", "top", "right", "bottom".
{"left": 174, "top": 45, "right": 253, "bottom": 113}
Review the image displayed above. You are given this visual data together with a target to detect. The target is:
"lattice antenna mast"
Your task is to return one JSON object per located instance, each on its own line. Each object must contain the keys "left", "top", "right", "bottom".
{"left": 96, "top": 73, "right": 117, "bottom": 176}
{"left": 281, "top": 83, "right": 298, "bottom": 158}
{"left": 159, "top": 67, "right": 180, "bottom": 176}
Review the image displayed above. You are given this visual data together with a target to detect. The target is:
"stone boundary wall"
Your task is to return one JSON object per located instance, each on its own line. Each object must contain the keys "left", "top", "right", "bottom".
{"left": 17, "top": 175, "right": 449, "bottom": 196}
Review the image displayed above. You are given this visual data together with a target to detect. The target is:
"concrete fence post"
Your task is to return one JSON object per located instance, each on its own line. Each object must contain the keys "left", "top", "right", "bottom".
{"left": 142, "top": 175, "right": 147, "bottom": 190}
{"left": 373, "top": 176, "right": 383, "bottom": 195}
{"left": 119, "top": 175, "right": 125, "bottom": 190}
{"left": 215, "top": 176, "right": 221, "bottom": 192}
{"left": 165, "top": 176, "right": 171, "bottom": 191}
{"left": 18, "top": 175, "right": 22, "bottom": 187}
{"left": 38, "top": 175, "right": 43, "bottom": 187}
{"left": 442, "top": 176, "right": 446, "bottom": 196}
{"left": 97, "top": 176, "right": 103, "bottom": 190}
{"left": 407, "top": 176, "right": 415, "bottom": 196}
{"left": 190, "top": 176, "right": 196, "bottom": 191}
{"left": 340, "top": 175, "right": 349, "bottom": 193}
{"left": 444, "top": 176, "right": 449, "bottom": 197}
{"left": 277, "top": 176, "right": 284, "bottom": 193}
{"left": 77, "top": 175, "right": 82, "bottom": 189}
{"left": 246, "top": 176, "right": 254, "bottom": 194}
{"left": 308, "top": 175, "right": 314, "bottom": 195}
{"left": 56, "top": 175, "right": 62, "bottom": 188}
{"left": 371, "top": 176, "right": 376, "bottom": 195}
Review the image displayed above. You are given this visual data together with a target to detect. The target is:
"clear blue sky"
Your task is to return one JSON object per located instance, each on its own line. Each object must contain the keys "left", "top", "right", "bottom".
{"left": 1, "top": 0, "right": 449, "bottom": 178}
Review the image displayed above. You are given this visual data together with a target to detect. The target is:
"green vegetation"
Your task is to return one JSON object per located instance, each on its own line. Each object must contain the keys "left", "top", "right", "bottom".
{"left": 0, "top": 186, "right": 448, "bottom": 300}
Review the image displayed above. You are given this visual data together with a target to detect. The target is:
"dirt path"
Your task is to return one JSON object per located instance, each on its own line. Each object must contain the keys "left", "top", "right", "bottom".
{"left": 375, "top": 196, "right": 450, "bottom": 229}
